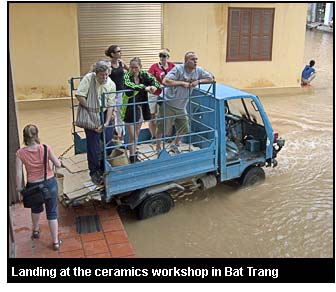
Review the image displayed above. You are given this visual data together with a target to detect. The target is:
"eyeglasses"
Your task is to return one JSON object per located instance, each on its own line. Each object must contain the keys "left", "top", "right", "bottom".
{"left": 159, "top": 54, "right": 168, "bottom": 58}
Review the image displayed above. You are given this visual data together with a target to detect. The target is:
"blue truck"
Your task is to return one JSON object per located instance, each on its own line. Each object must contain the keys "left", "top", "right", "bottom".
{"left": 68, "top": 79, "right": 284, "bottom": 219}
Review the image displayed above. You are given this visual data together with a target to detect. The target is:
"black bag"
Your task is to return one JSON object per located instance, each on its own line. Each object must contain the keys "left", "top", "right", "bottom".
{"left": 21, "top": 144, "right": 52, "bottom": 208}
{"left": 21, "top": 184, "right": 45, "bottom": 208}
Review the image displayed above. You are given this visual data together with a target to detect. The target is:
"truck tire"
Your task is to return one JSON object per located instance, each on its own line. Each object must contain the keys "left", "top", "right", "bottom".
{"left": 240, "top": 166, "right": 265, "bottom": 187}
{"left": 136, "top": 192, "right": 174, "bottom": 220}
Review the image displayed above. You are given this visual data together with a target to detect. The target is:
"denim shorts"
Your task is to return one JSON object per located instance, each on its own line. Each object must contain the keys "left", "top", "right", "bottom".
{"left": 26, "top": 176, "right": 58, "bottom": 220}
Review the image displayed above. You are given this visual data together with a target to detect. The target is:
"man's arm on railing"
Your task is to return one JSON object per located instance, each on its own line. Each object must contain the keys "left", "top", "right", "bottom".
{"left": 190, "top": 77, "right": 214, "bottom": 88}
{"left": 163, "top": 77, "right": 190, "bottom": 88}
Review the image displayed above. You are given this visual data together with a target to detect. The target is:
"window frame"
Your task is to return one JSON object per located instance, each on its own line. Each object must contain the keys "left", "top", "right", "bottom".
{"left": 226, "top": 7, "right": 275, "bottom": 62}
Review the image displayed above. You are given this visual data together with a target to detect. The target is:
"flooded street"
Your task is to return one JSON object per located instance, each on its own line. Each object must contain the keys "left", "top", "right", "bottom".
{"left": 15, "top": 30, "right": 333, "bottom": 258}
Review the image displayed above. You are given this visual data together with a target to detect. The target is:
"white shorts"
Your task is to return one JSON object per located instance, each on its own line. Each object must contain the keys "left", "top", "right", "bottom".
{"left": 114, "top": 92, "right": 125, "bottom": 136}
{"left": 148, "top": 93, "right": 158, "bottom": 115}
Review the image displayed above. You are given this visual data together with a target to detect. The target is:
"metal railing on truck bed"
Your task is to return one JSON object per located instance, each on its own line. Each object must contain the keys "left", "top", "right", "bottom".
{"left": 68, "top": 78, "right": 218, "bottom": 201}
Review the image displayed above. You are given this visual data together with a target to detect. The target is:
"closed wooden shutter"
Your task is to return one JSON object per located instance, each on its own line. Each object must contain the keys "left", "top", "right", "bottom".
{"left": 227, "top": 8, "right": 274, "bottom": 61}
{"left": 77, "top": 3, "right": 162, "bottom": 75}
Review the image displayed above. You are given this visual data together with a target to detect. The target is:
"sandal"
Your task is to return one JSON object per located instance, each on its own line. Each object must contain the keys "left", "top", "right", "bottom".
{"left": 31, "top": 229, "right": 40, "bottom": 239}
{"left": 53, "top": 239, "right": 63, "bottom": 251}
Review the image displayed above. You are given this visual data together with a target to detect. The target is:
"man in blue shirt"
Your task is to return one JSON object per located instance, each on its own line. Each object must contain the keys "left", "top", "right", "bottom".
{"left": 301, "top": 60, "right": 316, "bottom": 85}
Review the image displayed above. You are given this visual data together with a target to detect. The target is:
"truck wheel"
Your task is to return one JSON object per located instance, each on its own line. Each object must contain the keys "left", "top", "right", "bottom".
{"left": 136, "top": 192, "right": 174, "bottom": 220}
{"left": 240, "top": 166, "right": 265, "bottom": 187}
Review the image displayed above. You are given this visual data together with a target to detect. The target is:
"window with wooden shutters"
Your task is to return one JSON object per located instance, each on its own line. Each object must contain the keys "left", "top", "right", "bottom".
{"left": 227, "top": 8, "right": 274, "bottom": 61}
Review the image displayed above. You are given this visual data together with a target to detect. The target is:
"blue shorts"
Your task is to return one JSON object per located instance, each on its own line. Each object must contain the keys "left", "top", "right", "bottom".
{"left": 26, "top": 176, "right": 58, "bottom": 220}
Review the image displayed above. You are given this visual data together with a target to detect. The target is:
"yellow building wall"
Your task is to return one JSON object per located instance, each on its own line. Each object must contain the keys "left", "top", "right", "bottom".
{"left": 163, "top": 3, "right": 307, "bottom": 89}
{"left": 9, "top": 3, "right": 307, "bottom": 101}
{"left": 9, "top": 3, "right": 80, "bottom": 100}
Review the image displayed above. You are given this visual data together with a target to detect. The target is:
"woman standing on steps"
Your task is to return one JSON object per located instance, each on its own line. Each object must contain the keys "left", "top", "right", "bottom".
{"left": 16, "top": 124, "right": 62, "bottom": 251}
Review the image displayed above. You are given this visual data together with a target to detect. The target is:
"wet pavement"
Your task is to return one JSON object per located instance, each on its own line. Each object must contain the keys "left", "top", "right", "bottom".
{"left": 11, "top": 201, "right": 136, "bottom": 258}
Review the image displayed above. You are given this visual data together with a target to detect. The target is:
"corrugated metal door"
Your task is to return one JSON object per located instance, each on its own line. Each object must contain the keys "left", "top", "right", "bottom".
{"left": 77, "top": 3, "right": 162, "bottom": 74}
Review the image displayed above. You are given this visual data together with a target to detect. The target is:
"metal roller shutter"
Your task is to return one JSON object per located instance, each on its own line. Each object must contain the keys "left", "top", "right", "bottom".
{"left": 77, "top": 3, "right": 162, "bottom": 75}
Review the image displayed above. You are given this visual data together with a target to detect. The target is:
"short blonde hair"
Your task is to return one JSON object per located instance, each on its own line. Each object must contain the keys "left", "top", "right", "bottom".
{"left": 23, "top": 124, "right": 40, "bottom": 146}
{"left": 184, "top": 51, "right": 196, "bottom": 62}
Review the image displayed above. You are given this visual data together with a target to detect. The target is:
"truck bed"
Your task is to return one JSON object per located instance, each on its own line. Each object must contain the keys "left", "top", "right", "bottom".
{"left": 59, "top": 140, "right": 217, "bottom": 203}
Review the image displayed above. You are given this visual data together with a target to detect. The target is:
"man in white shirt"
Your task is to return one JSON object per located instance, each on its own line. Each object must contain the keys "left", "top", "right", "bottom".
{"left": 76, "top": 61, "right": 116, "bottom": 185}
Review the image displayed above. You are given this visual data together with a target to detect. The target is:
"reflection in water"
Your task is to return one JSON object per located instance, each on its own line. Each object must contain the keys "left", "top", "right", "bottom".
{"left": 121, "top": 30, "right": 333, "bottom": 258}
{"left": 15, "top": 30, "right": 333, "bottom": 258}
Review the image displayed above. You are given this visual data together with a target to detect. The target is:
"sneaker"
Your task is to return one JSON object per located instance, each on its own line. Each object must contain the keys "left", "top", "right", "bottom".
{"left": 169, "top": 143, "right": 182, "bottom": 154}
{"left": 91, "top": 172, "right": 104, "bottom": 185}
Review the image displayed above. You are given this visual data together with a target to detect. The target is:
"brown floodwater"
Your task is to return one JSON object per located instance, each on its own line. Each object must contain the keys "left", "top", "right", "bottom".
{"left": 15, "top": 29, "right": 333, "bottom": 258}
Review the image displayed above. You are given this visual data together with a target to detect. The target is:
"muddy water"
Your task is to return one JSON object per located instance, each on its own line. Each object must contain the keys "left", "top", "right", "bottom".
{"left": 121, "top": 30, "right": 334, "bottom": 257}
{"left": 15, "top": 30, "right": 333, "bottom": 258}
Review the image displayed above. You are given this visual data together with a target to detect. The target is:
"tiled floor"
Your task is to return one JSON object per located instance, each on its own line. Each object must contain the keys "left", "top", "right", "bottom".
{"left": 10, "top": 201, "right": 136, "bottom": 258}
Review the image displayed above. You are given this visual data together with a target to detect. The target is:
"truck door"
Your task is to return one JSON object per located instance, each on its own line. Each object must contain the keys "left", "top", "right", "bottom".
{"left": 220, "top": 96, "right": 273, "bottom": 182}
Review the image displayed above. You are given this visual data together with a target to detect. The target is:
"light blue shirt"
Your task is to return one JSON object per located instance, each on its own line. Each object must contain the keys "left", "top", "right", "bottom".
{"left": 163, "top": 64, "right": 212, "bottom": 109}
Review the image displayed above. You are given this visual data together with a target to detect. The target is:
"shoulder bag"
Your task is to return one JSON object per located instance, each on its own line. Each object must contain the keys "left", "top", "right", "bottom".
{"left": 21, "top": 144, "right": 52, "bottom": 208}
{"left": 75, "top": 73, "right": 102, "bottom": 130}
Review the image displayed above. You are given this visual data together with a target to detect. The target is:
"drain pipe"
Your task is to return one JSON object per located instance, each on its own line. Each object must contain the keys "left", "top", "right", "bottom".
{"left": 8, "top": 209, "right": 16, "bottom": 258}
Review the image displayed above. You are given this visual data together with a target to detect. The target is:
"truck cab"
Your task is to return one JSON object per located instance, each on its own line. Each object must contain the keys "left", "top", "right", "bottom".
{"left": 211, "top": 83, "right": 284, "bottom": 185}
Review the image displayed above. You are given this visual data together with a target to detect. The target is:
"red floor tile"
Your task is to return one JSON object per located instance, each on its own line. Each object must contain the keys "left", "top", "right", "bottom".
{"left": 59, "top": 249, "right": 85, "bottom": 258}
{"left": 11, "top": 201, "right": 135, "bottom": 258}
{"left": 58, "top": 226, "right": 79, "bottom": 239}
{"left": 83, "top": 239, "right": 109, "bottom": 256}
{"left": 109, "top": 242, "right": 135, "bottom": 257}
{"left": 15, "top": 250, "right": 34, "bottom": 258}
{"left": 104, "top": 230, "right": 129, "bottom": 245}
{"left": 86, "top": 252, "right": 111, "bottom": 258}
{"left": 32, "top": 249, "right": 60, "bottom": 258}
{"left": 58, "top": 236, "right": 83, "bottom": 253}
{"left": 120, "top": 254, "right": 137, "bottom": 258}
{"left": 80, "top": 231, "right": 105, "bottom": 242}
{"left": 96, "top": 207, "right": 119, "bottom": 221}
{"left": 101, "top": 217, "right": 124, "bottom": 232}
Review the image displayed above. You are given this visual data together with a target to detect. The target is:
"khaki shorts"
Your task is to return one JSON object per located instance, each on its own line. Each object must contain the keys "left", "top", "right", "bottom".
{"left": 156, "top": 103, "right": 189, "bottom": 135}
{"left": 148, "top": 93, "right": 158, "bottom": 115}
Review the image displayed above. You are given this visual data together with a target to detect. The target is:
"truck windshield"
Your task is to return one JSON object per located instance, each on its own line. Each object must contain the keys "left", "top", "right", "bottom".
{"left": 226, "top": 97, "right": 264, "bottom": 126}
